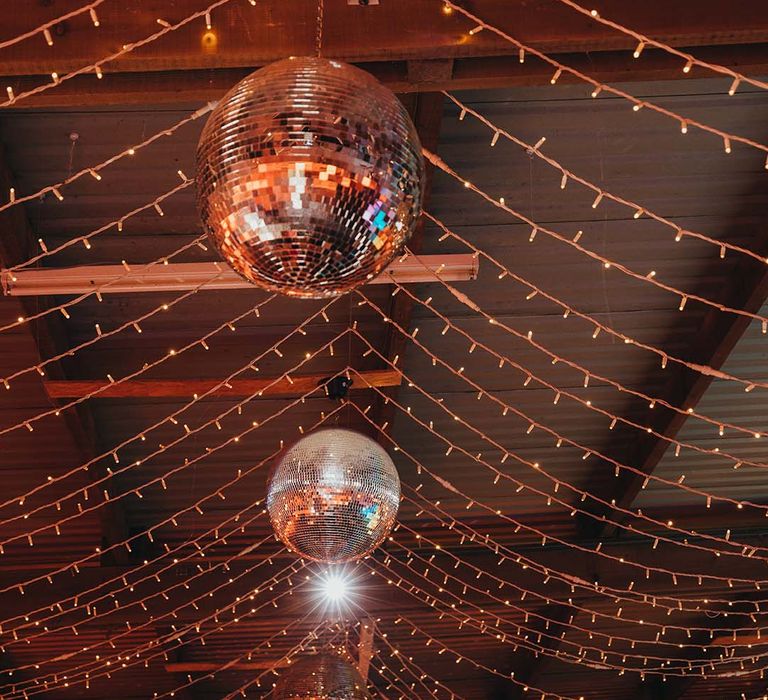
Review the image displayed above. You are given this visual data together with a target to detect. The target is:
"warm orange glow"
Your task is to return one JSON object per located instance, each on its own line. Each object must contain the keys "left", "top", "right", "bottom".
{"left": 441, "top": 3, "right": 453, "bottom": 14}
{"left": 201, "top": 29, "right": 218, "bottom": 52}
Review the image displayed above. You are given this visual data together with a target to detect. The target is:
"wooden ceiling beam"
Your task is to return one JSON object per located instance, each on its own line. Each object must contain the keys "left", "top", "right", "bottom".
{"left": 43, "top": 369, "right": 402, "bottom": 399}
{"left": 6, "top": 44, "right": 768, "bottom": 108}
{"left": 0, "top": 144, "right": 131, "bottom": 568}
{"left": 164, "top": 661, "right": 290, "bottom": 673}
{"left": 2, "top": 0, "right": 768, "bottom": 79}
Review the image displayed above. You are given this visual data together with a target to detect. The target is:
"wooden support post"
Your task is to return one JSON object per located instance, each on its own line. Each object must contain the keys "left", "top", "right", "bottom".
{"left": 358, "top": 618, "right": 375, "bottom": 682}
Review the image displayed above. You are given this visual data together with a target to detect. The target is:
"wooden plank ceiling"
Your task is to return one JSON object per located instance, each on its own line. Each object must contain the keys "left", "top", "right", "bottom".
{"left": 0, "top": 1, "right": 768, "bottom": 699}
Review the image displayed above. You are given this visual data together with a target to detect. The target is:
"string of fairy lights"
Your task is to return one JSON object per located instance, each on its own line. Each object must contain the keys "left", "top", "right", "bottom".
{"left": 332, "top": 418, "right": 768, "bottom": 680}
{"left": 3, "top": 202, "right": 764, "bottom": 568}
{"left": 2, "top": 0, "right": 768, "bottom": 698}
{"left": 370, "top": 628, "right": 461, "bottom": 700}
{"left": 422, "top": 212, "right": 768, "bottom": 438}
{"left": 0, "top": 382, "right": 760, "bottom": 696}
{"left": 1, "top": 0, "right": 240, "bottom": 108}
{"left": 441, "top": 92, "right": 768, "bottom": 267}
{"left": 346, "top": 397, "right": 768, "bottom": 616}
{"left": 3, "top": 1, "right": 752, "bottom": 532}
{"left": 0, "top": 400, "right": 344, "bottom": 632}
{"left": 398, "top": 492, "right": 761, "bottom": 649}
{"left": 551, "top": 0, "right": 768, "bottom": 93}
{"left": 378, "top": 535, "right": 768, "bottom": 675}
{"left": 351, "top": 293, "right": 768, "bottom": 561}
{"left": 0, "top": 331, "right": 347, "bottom": 584}
{"left": 398, "top": 487, "right": 767, "bottom": 679}
{"left": 373, "top": 272, "right": 768, "bottom": 511}
{"left": 391, "top": 510, "right": 761, "bottom": 646}
{"left": 0, "top": 103, "right": 215, "bottom": 218}
{"left": 377, "top": 603, "right": 586, "bottom": 700}
{"left": 0, "top": 298, "right": 331, "bottom": 515}
{"left": 442, "top": 0, "right": 768, "bottom": 162}
{"left": 172, "top": 621, "right": 330, "bottom": 700}
{"left": 0, "top": 1, "right": 103, "bottom": 51}
{"left": 368, "top": 562, "right": 756, "bottom": 681}
{"left": 0, "top": 400, "right": 342, "bottom": 660}
{"left": 380, "top": 535, "right": 728, "bottom": 665}
{"left": 425, "top": 147, "right": 768, "bottom": 327}
{"left": 3, "top": 561, "right": 308, "bottom": 698}
{"left": 0, "top": 528, "right": 278, "bottom": 681}
{"left": 0, "top": 382, "right": 760, "bottom": 680}
{"left": 346, "top": 363, "right": 768, "bottom": 588}
{"left": 3, "top": 152, "right": 764, "bottom": 474}
{"left": 150, "top": 616, "right": 325, "bottom": 700}
{"left": 375, "top": 566, "right": 651, "bottom": 677}
{"left": 7, "top": 177, "right": 194, "bottom": 273}
{"left": 0, "top": 234, "right": 210, "bottom": 336}
{"left": 400, "top": 483, "right": 768, "bottom": 618}
{"left": 0, "top": 2, "right": 764, "bottom": 460}
{"left": 0, "top": 405, "right": 352, "bottom": 687}
{"left": 389, "top": 568, "right": 766, "bottom": 681}
{"left": 0, "top": 410, "right": 368, "bottom": 688}
{"left": 346, "top": 402, "right": 759, "bottom": 676}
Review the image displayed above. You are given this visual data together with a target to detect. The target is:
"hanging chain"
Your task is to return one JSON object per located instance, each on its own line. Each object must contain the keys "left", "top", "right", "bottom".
{"left": 315, "top": 0, "right": 324, "bottom": 56}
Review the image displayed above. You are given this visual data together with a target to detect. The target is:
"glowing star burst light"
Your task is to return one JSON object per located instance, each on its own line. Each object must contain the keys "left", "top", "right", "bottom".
{"left": 310, "top": 568, "right": 360, "bottom": 616}
{"left": 321, "top": 573, "right": 349, "bottom": 603}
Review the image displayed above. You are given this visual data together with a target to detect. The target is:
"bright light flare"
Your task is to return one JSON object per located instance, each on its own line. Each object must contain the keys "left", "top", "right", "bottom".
{"left": 321, "top": 573, "right": 350, "bottom": 602}
{"left": 310, "top": 567, "right": 362, "bottom": 616}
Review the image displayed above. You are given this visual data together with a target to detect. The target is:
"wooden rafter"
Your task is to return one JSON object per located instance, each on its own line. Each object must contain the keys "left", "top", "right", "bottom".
{"left": 43, "top": 368, "right": 402, "bottom": 399}
{"left": 6, "top": 46, "right": 768, "bottom": 108}
{"left": 3, "top": 0, "right": 768, "bottom": 78}
{"left": 530, "top": 225, "right": 768, "bottom": 690}
{"left": 3, "top": 0, "right": 768, "bottom": 108}
{"left": 164, "top": 661, "right": 290, "bottom": 673}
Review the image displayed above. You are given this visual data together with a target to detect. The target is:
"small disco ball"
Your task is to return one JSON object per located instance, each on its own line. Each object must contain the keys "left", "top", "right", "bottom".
{"left": 267, "top": 428, "right": 400, "bottom": 563}
{"left": 274, "top": 653, "right": 371, "bottom": 700}
{"left": 196, "top": 56, "right": 425, "bottom": 299}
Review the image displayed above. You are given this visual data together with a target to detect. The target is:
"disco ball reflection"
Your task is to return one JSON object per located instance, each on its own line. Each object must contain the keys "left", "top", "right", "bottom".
{"left": 196, "top": 56, "right": 425, "bottom": 299}
{"left": 267, "top": 428, "right": 400, "bottom": 563}
{"left": 273, "top": 654, "right": 371, "bottom": 700}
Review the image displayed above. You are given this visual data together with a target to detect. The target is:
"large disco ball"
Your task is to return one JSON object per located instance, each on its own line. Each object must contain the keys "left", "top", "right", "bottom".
{"left": 267, "top": 428, "right": 400, "bottom": 563}
{"left": 196, "top": 56, "right": 425, "bottom": 299}
{"left": 274, "top": 653, "right": 370, "bottom": 700}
